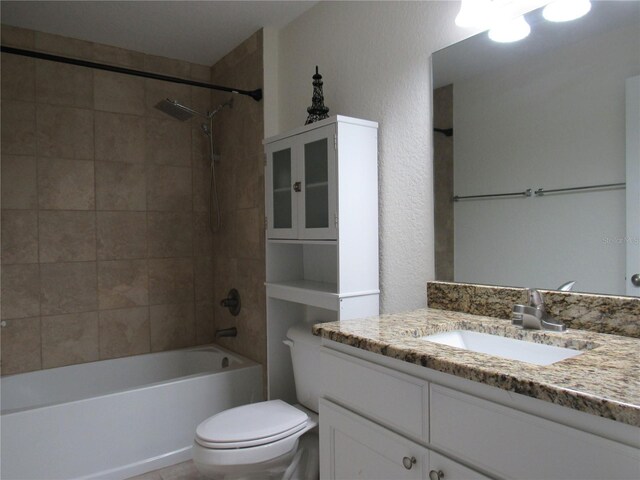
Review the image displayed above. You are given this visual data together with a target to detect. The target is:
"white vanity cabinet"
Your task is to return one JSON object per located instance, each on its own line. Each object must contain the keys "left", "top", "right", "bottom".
{"left": 319, "top": 345, "right": 640, "bottom": 480}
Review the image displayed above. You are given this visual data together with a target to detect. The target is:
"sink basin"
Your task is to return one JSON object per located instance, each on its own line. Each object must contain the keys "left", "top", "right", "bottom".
{"left": 421, "top": 330, "right": 583, "bottom": 366}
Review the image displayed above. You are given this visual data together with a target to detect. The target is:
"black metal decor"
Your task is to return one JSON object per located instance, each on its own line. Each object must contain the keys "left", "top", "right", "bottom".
{"left": 305, "top": 66, "right": 330, "bottom": 125}
{"left": 0, "top": 45, "right": 263, "bottom": 101}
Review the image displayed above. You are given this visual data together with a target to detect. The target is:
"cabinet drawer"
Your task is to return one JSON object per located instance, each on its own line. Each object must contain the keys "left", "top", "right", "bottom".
{"left": 430, "top": 385, "right": 640, "bottom": 480}
{"left": 320, "top": 348, "right": 429, "bottom": 441}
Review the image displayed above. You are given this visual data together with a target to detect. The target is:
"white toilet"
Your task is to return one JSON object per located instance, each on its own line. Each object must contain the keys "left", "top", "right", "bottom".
{"left": 193, "top": 324, "right": 321, "bottom": 479}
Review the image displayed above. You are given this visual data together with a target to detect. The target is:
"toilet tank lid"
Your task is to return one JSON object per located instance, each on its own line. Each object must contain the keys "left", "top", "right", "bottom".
{"left": 286, "top": 323, "right": 320, "bottom": 345}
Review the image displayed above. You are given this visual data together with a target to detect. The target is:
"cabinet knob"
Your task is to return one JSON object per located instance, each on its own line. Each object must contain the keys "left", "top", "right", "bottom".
{"left": 429, "top": 470, "right": 444, "bottom": 480}
{"left": 402, "top": 456, "right": 416, "bottom": 470}
{"left": 293, "top": 181, "right": 302, "bottom": 192}
{"left": 631, "top": 273, "right": 640, "bottom": 287}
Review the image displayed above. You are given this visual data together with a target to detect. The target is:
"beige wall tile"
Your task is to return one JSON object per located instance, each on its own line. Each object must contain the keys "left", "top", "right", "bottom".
{"left": 192, "top": 167, "right": 210, "bottom": 213}
{"left": 93, "top": 43, "right": 145, "bottom": 69}
{"left": 195, "top": 302, "right": 215, "bottom": 344}
{"left": 235, "top": 207, "right": 261, "bottom": 259}
{"left": 36, "top": 61, "right": 93, "bottom": 108}
{"left": 35, "top": 31, "right": 94, "bottom": 59}
{"left": 147, "top": 212, "right": 193, "bottom": 257}
{"left": 194, "top": 256, "right": 213, "bottom": 303}
{"left": 97, "top": 212, "right": 147, "bottom": 260}
{"left": 1, "top": 264, "right": 40, "bottom": 319}
{"left": 190, "top": 63, "right": 212, "bottom": 82}
{"left": 237, "top": 258, "right": 266, "bottom": 309}
{"left": 149, "top": 303, "right": 195, "bottom": 352}
{"left": 1, "top": 210, "right": 38, "bottom": 264}
{"left": 1, "top": 53, "right": 35, "bottom": 101}
{"left": 144, "top": 54, "right": 190, "bottom": 78}
{"left": 146, "top": 165, "right": 192, "bottom": 211}
{"left": 145, "top": 79, "right": 191, "bottom": 119}
{"left": 1, "top": 155, "right": 38, "bottom": 209}
{"left": 95, "top": 161, "right": 146, "bottom": 211}
{"left": 0, "top": 317, "right": 42, "bottom": 375}
{"left": 40, "top": 262, "right": 97, "bottom": 315}
{"left": 99, "top": 307, "right": 150, "bottom": 359}
{"left": 1, "top": 25, "right": 35, "bottom": 48}
{"left": 148, "top": 257, "right": 194, "bottom": 305}
{"left": 98, "top": 259, "right": 148, "bottom": 309}
{"left": 39, "top": 211, "right": 96, "bottom": 263}
{"left": 191, "top": 128, "right": 211, "bottom": 170}
{"left": 36, "top": 105, "right": 94, "bottom": 159}
{"left": 1, "top": 100, "right": 36, "bottom": 155}
{"left": 41, "top": 312, "right": 99, "bottom": 368}
{"left": 94, "top": 71, "right": 145, "bottom": 115}
{"left": 145, "top": 117, "right": 191, "bottom": 166}
{"left": 193, "top": 212, "right": 213, "bottom": 257}
{"left": 37, "top": 158, "right": 95, "bottom": 210}
{"left": 94, "top": 111, "right": 145, "bottom": 164}
{"left": 235, "top": 154, "right": 262, "bottom": 209}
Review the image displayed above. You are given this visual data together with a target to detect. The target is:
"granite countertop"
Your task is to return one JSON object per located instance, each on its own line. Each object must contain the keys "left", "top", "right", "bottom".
{"left": 313, "top": 308, "right": 640, "bottom": 427}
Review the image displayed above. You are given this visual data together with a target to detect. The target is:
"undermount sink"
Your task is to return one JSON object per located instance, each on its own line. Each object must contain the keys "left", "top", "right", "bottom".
{"left": 421, "top": 330, "right": 583, "bottom": 366}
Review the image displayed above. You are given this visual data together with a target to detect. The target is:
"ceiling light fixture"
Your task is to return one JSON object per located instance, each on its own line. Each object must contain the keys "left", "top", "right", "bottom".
{"left": 542, "top": 0, "right": 592, "bottom": 22}
{"left": 455, "top": 0, "right": 495, "bottom": 28}
{"left": 488, "top": 15, "right": 532, "bottom": 43}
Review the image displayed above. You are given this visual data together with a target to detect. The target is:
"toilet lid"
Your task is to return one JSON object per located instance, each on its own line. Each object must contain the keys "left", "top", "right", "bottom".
{"left": 196, "top": 400, "right": 308, "bottom": 449}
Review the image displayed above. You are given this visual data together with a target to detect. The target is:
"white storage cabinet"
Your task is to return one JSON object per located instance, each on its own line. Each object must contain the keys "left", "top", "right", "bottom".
{"left": 264, "top": 116, "right": 380, "bottom": 403}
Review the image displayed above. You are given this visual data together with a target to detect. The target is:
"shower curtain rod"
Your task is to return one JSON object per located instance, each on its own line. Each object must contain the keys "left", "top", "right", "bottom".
{"left": 0, "top": 45, "right": 263, "bottom": 101}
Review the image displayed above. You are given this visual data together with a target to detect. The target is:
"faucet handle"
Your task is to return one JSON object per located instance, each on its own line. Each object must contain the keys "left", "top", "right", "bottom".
{"left": 527, "top": 288, "right": 545, "bottom": 309}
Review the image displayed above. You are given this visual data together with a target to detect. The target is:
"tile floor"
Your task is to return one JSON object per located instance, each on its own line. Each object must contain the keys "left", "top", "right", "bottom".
{"left": 128, "top": 460, "right": 206, "bottom": 480}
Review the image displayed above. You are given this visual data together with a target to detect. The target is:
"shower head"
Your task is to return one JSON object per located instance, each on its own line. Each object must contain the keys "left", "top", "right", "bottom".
{"left": 154, "top": 99, "right": 207, "bottom": 121}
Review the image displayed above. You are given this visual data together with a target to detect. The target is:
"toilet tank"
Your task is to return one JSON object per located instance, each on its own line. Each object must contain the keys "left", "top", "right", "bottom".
{"left": 285, "top": 323, "right": 322, "bottom": 413}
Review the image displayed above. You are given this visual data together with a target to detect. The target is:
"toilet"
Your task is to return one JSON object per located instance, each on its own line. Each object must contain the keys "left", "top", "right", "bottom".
{"left": 193, "top": 324, "right": 321, "bottom": 479}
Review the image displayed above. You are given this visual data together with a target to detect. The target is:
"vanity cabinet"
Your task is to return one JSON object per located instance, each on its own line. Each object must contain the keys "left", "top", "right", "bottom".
{"left": 319, "top": 345, "right": 640, "bottom": 480}
{"left": 320, "top": 399, "right": 490, "bottom": 480}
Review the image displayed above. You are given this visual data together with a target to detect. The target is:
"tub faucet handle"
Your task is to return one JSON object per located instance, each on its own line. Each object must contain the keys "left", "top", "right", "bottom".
{"left": 220, "top": 288, "right": 241, "bottom": 316}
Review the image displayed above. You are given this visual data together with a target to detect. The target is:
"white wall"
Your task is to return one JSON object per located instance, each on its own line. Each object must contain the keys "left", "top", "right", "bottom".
{"left": 272, "top": 1, "right": 469, "bottom": 313}
{"left": 454, "top": 23, "right": 640, "bottom": 295}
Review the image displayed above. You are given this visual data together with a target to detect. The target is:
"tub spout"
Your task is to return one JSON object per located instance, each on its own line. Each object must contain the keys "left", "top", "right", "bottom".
{"left": 215, "top": 327, "right": 237, "bottom": 338}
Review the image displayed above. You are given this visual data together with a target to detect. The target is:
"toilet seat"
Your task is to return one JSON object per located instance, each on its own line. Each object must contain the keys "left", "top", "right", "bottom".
{"left": 193, "top": 401, "right": 316, "bottom": 467}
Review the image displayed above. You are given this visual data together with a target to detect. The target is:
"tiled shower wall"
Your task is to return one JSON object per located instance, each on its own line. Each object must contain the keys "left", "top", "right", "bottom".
{"left": 0, "top": 25, "right": 224, "bottom": 374}
{"left": 208, "top": 31, "right": 266, "bottom": 374}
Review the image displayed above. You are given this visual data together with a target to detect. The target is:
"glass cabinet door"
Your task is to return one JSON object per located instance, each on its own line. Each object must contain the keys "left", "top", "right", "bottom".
{"left": 266, "top": 142, "right": 297, "bottom": 239}
{"left": 300, "top": 124, "right": 337, "bottom": 240}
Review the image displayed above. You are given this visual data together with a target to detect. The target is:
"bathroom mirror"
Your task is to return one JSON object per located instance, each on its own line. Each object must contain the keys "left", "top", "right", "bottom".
{"left": 432, "top": 0, "right": 639, "bottom": 297}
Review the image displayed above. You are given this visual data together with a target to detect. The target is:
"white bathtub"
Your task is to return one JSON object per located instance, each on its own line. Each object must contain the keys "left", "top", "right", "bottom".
{"left": 0, "top": 345, "right": 263, "bottom": 480}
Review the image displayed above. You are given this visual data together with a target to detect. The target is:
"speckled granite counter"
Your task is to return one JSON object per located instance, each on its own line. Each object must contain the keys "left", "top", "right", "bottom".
{"left": 313, "top": 309, "right": 640, "bottom": 427}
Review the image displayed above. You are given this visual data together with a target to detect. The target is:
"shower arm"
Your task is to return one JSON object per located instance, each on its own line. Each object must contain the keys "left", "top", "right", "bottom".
{"left": 0, "top": 45, "right": 262, "bottom": 101}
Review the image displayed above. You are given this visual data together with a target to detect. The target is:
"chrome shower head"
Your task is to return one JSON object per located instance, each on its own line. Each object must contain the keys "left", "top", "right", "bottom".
{"left": 201, "top": 123, "right": 210, "bottom": 135}
{"left": 154, "top": 99, "right": 195, "bottom": 121}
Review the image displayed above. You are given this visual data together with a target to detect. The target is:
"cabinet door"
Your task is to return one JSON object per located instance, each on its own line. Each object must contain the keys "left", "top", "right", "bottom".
{"left": 299, "top": 124, "right": 338, "bottom": 240}
{"left": 320, "top": 399, "right": 428, "bottom": 480}
{"left": 266, "top": 138, "right": 298, "bottom": 239}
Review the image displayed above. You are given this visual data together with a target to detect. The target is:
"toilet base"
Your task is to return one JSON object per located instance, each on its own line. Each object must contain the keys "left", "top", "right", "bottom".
{"left": 194, "top": 430, "right": 318, "bottom": 480}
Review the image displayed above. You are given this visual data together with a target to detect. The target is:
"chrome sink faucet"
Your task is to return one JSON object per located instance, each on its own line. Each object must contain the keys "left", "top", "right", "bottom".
{"left": 512, "top": 287, "right": 568, "bottom": 332}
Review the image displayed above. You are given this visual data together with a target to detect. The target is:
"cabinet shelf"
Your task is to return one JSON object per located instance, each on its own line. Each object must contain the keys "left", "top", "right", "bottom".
{"left": 266, "top": 280, "right": 339, "bottom": 310}
{"left": 273, "top": 187, "right": 291, "bottom": 193}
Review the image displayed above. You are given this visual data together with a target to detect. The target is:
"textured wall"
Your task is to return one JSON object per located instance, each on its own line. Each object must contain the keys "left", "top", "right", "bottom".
{"left": 208, "top": 31, "right": 266, "bottom": 378}
{"left": 0, "top": 25, "right": 216, "bottom": 374}
{"left": 275, "top": 1, "right": 468, "bottom": 313}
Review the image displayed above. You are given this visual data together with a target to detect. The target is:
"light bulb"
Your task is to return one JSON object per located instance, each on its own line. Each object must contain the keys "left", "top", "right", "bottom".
{"left": 488, "top": 15, "right": 531, "bottom": 43}
{"left": 543, "top": 0, "right": 591, "bottom": 22}
{"left": 455, "top": 0, "right": 495, "bottom": 28}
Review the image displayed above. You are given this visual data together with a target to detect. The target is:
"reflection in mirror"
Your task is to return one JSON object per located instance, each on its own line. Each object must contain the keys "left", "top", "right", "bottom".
{"left": 433, "top": 1, "right": 639, "bottom": 297}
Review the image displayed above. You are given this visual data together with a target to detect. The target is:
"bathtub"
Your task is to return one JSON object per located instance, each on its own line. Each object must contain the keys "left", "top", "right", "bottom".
{"left": 0, "top": 345, "right": 263, "bottom": 480}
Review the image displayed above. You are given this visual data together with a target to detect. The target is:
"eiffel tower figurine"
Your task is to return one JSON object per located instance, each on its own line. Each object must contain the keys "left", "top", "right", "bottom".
{"left": 305, "top": 66, "right": 330, "bottom": 125}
